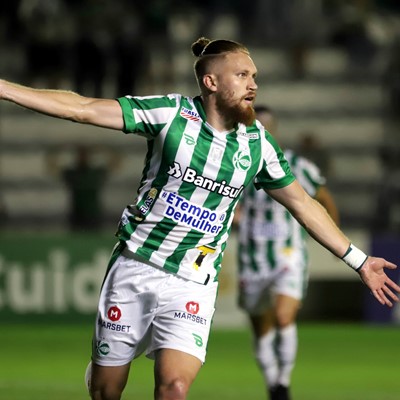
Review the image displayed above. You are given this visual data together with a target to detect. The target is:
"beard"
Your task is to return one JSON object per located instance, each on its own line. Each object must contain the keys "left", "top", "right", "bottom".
{"left": 216, "top": 91, "right": 256, "bottom": 127}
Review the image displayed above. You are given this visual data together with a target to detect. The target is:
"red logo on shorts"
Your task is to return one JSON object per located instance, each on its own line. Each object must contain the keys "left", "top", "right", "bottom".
{"left": 107, "top": 306, "right": 122, "bottom": 321}
{"left": 186, "top": 301, "right": 199, "bottom": 314}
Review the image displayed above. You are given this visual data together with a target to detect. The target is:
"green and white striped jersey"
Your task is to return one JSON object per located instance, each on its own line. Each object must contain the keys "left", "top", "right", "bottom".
{"left": 116, "top": 94, "right": 295, "bottom": 284}
{"left": 238, "top": 149, "right": 326, "bottom": 277}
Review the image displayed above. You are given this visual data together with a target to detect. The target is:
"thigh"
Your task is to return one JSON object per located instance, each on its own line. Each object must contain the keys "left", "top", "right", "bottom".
{"left": 92, "top": 254, "right": 160, "bottom": 366}
{"left": 274, "top": 293, "right": 301, "bottom": 327}
{"left": 249, "top": 308, "right": 276, "bottom": 337}
{"left": 149, "top": 277, "right": 218, "bottom": 364}
{"left": 273, "top": 249, "right": 308, "bottom": 300}
{"left": 238, "top": 276, "right": 273, "bottom": 315}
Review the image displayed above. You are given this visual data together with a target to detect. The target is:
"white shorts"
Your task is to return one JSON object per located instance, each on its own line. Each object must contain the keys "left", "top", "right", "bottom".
{"left": 92, "top": 250, "right": 218, "bottom": 366}
{"left": 238, "top": 249, "right": 308, "bottom": 315}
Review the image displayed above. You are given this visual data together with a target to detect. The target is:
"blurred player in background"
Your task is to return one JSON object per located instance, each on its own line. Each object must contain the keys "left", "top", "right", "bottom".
{"left": 235, "top": 105, "right": 340, "bottom": 400}
{"left": 46, "top": 144, "right": 120, "bottom": 231}
{"left": 0, "top": 37, "right": 399, "bottom": 400}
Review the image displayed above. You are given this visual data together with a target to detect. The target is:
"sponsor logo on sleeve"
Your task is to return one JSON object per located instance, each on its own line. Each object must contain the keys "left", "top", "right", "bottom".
{"left": 138, "top": 188, "right": 158, "bottom": 215}
{"left": 180, "top": 107, "right": 200, "bottom": 122}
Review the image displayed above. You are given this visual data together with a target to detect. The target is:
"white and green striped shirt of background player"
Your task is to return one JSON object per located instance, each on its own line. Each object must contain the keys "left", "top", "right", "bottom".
{"left": 238, "top": 149, "right": 326, "bottom": 278}
{"left": 114, "top": 93, "right": 295, "bottom": 285}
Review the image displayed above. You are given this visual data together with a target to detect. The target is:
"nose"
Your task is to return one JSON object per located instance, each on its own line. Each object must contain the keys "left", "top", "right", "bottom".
{"left": 249, "top": 77, "right": 258, "bottom": 91}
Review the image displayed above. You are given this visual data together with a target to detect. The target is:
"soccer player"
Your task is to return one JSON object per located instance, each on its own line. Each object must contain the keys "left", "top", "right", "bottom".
{"left": 46, "top": 144, "right": 120, "bottom": 232}
{"left": 235, "top": 105, "right": 339, "bottom": 400}
{"left": 0, "top": 37, "right": 399, "bottom": 400}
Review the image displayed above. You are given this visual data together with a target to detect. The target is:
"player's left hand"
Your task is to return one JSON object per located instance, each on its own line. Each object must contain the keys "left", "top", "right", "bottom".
{"left": 359, "top": 257, "right": 400, "bottom": 307}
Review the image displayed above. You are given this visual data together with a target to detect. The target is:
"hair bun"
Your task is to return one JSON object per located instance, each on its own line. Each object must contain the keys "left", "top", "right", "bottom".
{"left": 191, "top": 37, "right": 211, "bottom": 57}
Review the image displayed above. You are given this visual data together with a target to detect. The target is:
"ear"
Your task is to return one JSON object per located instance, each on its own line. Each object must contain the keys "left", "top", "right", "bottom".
{"left": 202, "top": 74, "right": 217, "bottom": 92}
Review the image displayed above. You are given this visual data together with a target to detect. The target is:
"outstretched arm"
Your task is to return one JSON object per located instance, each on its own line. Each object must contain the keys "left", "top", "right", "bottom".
{"left": 315, "top": 185, "right": 340, "bottom": 226}
{"left": 267, "top": 180, "right": 400, "bottom": 307}
{"left": 0, "top": 79, "right": 124, "bottom": 130}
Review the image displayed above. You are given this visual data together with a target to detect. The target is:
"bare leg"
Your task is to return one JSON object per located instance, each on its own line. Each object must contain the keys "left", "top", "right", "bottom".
{"left": 154, "top": 349, "right": 202, "bottom": 400}
{"left": 89, "top": 361, "right": 131, "bottom": 400}
{"left": 274, "top": 294, "right": 300, "bottom": 329}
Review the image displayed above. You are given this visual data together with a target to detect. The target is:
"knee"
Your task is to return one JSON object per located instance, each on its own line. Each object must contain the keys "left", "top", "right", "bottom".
{"left": 155, "top": 377, "right": 190, "bottom": 400}
{"left": 275, "top": 303, "right": 300, "bottom": 328}
{"left": 275, "top": 309, "right": 295, "bottom": 328}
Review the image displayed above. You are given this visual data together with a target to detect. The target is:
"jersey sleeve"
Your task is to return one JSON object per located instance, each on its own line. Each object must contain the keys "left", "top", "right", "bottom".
{"left": 254, "top": 131, "right": 296, "bottom": 190}
{"left": 117, "top": 94, "right": 180, "bottom": 139}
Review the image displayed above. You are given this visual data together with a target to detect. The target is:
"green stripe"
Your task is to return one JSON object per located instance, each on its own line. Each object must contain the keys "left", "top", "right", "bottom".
{"left": 265, "top": 205, "right": 277, "bottom": 269}
{"left": 136, "top": 140, "right": 154, "bottom": 194}
{"left": 204, "top": 131, "right": 240, "bottom": 250}
{"left": 163, "top": 122, "right": 214, "bottom": 270}
{"left": 285, "top": 209, "right": 292, "bottom": 248}
{"left": 118, "top": 95, "right": 176, "bottom": 135}
{"left": 255, "top": 132, "right": 295, "bottom": 190}
{"left": 247, "top": 197, "right": 259, "bottom": 272}
{"left": 100, "top": 241, "right": 126, "bottom": 289}
{"left": 151, "top": 117, "right": 187, "bottom": 191}
{"left": 138, "top": 111, "right": 190, "bottom": 260}
{"left": 135, "top": 218, "right": 178, "bottom": 272}
{"left": 249, "top": 238, "right": 258, "bottom": 272}
{"left": 266, "top": 240, "right": 276, "bottom": 269}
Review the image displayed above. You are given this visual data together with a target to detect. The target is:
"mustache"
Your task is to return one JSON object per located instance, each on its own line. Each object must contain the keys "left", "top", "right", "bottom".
{"left": 242, "top": 92, "right": 256, "bottom": 101}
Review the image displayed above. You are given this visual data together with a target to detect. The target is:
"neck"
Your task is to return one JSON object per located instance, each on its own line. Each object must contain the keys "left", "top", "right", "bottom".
{"left": 202, "top": 96, "right": 235, "bottom": 132}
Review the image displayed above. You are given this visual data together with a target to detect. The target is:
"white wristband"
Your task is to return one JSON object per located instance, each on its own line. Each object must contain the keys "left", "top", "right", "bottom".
{"left": 341, "top": 244, "right": 368, "bottom": 272}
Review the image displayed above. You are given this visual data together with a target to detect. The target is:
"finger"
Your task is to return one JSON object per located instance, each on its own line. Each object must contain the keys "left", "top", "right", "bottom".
{"left": 384, "top": 262, "right": 398, "bottom": 270}
{"left": 380, "top": 288, "right": 394, "bottom": 307}
{"left": 386, "top": 278, "right": 400, "bottom": 292}
{"left": 382, "top": 285, "right": 399, "bottom": 302}
{"left": 377, "top": 288, "right": 394, "bottom": 307}
{"left": 381, "top": 293, "right": 394, "bottom": 307}
{"left": 372, "top": 289, "right": 387, "bottom": 306}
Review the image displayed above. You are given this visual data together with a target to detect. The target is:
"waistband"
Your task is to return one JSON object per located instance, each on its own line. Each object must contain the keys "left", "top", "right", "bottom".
{"left": 121, "top": 246, "right": 211, "bottom": 286}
